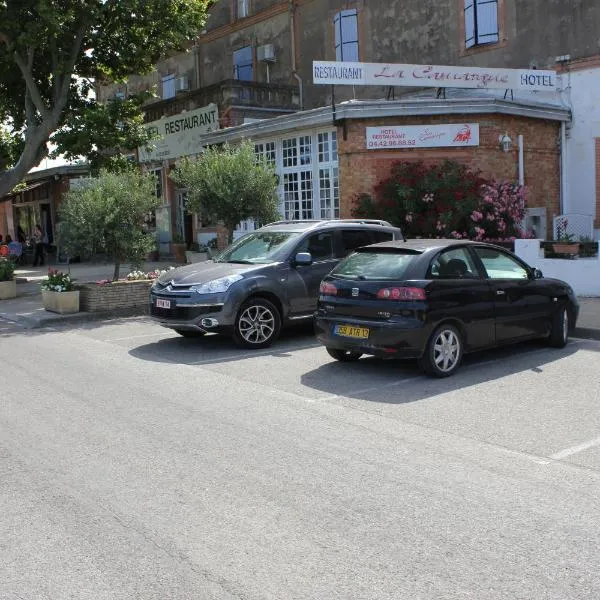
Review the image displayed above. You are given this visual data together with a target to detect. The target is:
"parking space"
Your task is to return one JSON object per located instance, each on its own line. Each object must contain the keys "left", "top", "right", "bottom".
{"left": 59, "top": 317, "right": 600, "bottom": 473}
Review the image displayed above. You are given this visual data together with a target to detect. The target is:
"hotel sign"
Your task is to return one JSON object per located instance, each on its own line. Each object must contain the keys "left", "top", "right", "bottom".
{"left": 366, "top": 124, "right": 480, "bottom": 149}
{"left": 313, "top": 61, "right": 558, "bottom": 92}
{"left": 138, "top": 103, "right": 219, "bottom": 162}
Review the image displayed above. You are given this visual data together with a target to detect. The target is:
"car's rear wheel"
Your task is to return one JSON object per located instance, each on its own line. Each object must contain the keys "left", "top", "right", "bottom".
{"left": 233, "top": 298, "right": 281, "bottom": 349}
{"left": 174, "top": 329, "right": 206, "bottom": 338}
{"left": 418, "top": 324, "right": 463, "bottom": 377}
{"left": 548, "top": 307, "right": 569, "bottom": 348}
{"left": 326, "top": 348, "right": 363, "bottom": 362}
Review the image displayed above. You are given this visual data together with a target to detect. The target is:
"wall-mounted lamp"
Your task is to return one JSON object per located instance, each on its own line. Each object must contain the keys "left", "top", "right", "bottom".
{"left": 499, "top": 133, "right": 513, "bottom": 153}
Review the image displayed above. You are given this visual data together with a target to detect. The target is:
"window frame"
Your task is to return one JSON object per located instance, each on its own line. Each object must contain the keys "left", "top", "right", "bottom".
{"left": 161, "top": 74, "right": 176, "bottom": 100}
{"left": 233, "top": 45, "right": 253, "bottom": 81}
{"left": 236, "top": 0, "right": 249, "bottom": 19}
{"left": 472, "top": 246, "right": 531, "bottom": 281}
{"left": 333, "top": 8, "right": 359, "bottom": 62}
{"left": 462, "top": 0, "right": 503, "bottom": 53}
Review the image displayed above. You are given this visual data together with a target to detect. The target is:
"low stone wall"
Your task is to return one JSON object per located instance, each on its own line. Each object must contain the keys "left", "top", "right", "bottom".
{"left": 78, "top": 280, "right": 153, "bottom": 313}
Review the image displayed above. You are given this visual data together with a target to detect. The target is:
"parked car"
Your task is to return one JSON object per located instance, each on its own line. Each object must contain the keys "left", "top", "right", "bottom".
{"left": 149, "top": 219, "right": 402, "bottom": 347}
{"left": 314, "top": 239, "right": 580, "bottom": 377}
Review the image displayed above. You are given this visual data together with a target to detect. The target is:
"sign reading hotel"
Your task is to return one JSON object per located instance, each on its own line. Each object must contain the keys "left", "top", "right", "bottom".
{"left": 313, "top": 61, "right": 558, "bottom": 92}
{"left": 138, "top": 103, "right": 219, "bottom": 162}
{"left": 366, "top": 124, "right": 480, "bottom": 149}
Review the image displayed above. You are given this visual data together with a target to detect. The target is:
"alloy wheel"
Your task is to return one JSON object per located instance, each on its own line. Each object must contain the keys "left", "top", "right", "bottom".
{"left": 238, "top": 304, "right": 276, "bottom": 345}
{"left": 433, "top": 329, "right": 461, "bottom": 373}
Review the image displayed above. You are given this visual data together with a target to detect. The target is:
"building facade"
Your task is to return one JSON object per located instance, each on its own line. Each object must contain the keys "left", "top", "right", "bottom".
{"left": 96, "top": 0, "right": 600, "bottom": 245}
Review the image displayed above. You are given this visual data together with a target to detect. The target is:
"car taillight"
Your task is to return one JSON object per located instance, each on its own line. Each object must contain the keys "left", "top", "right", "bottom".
{"left": 319, "top": 281, "right": 338, "bottom": 296}
{"left": 376, "top": 287, "right": 426, "bottom": 301}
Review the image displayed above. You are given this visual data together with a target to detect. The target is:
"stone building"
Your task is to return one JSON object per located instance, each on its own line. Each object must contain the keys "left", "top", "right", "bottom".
{"left": 96, "top": 0, "right": 600, "bottom": 244}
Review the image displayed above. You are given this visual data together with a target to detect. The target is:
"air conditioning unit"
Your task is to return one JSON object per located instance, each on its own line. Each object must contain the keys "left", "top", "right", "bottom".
{"left": 175, "top": 76, "right": 190, "bottom": 93}
{"left": 257, "top": 43, "right": 276, "bottom": 63}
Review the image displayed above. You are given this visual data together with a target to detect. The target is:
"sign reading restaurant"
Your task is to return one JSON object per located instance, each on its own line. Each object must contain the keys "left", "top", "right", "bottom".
{"left": 366, "top": 124, "right": 480, "bottom": 149}
{"left": 313, "top": 61, "right": 558, "bottom": 92}
{"left": 138, "top": 103, "right": 219, "bottom": 162}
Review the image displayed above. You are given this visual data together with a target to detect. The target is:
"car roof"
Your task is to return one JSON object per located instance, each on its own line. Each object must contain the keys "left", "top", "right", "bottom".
{"left": 360, "top": 239, "right": 506, "bottom": 253}
{"left": 258, "top": 219, "right": 401, "bottom": 234}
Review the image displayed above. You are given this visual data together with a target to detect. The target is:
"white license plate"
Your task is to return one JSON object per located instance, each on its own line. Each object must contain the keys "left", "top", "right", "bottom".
{"left": 156, "top": 298, "right": 171, "bottom": 309}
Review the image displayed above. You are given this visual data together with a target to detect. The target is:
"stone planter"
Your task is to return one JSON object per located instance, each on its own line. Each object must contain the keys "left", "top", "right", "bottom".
{"left": 185, "top": 250, "right": 209, "bottom": 264}
{"left": 42, "top": 289, "right": 80, "bottom": 314}
{"left": 0, "top": 279, "right": 17, "bottom": 300}
{"left": 78, "top": 280, "right": 153, "bottom": 313}
{"left": 171, "top": 243, "right": 187, "bottom": 263}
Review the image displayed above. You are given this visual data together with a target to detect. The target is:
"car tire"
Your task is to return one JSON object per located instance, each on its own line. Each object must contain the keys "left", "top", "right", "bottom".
{"left": 548, "top": 307, "right": 569, "bottom": 348}
{"left": 418, "top": 324, "right": 463, "bottom": 378}
{"left": 326, "top": 348, "right": 363, "bottom": 362}
{"left": 233, "top": 297, "right": 281, "bottom": 349}
{"left": 174, "top": 329, "right": 206, "bottom": 338}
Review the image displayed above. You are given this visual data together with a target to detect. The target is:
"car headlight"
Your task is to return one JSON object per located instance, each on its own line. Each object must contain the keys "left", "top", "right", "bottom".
{"left": 190, "top": 274, "right": 243, "bottom": 294}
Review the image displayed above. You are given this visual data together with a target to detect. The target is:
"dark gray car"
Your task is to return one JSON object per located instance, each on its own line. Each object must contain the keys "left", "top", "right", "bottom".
{"left": 149, "top": 219, "right": 402, "bottom": 348}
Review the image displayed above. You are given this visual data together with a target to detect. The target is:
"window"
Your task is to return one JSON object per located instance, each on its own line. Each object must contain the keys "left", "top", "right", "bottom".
{"left": 283, "top": 172, "right": 313, "bottom": 220}
{"left": 429, "top": 248, "right": 479, "bottom": 279}
{"left": 233, "top": 46, "right": 253, "bottom": 81}
{"left": 150, "top": 168, "right": 163, "bottom": 200}
{"left": 340, "top": 230, "right": 373, "bottom": 255}
{"left": 464, "top": 0, "right": 499, "bottom": 48}
{"left": 237, "top": 0, "right": 249, "bottom": 18}
{"left": 317, "top": 132, "right": 338, "bottom": 219}
{"left": 161, "top": 74, "right": 176, "bottom": 99}
{"left": 255, "top": 141, "right": 276, "bottom": 166}
{"left": 334, "top": 9, "right": 359, "bottom": 62}
{"left": 296, "top": 232, "right": 335, "bottom": 261}
{"left": 474, "top": 247, "right": 528, "bottom": 280}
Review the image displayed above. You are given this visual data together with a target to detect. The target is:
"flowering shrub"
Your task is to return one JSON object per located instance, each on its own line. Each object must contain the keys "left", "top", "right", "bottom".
{"left": 0, "top": 257, "right": 16, "bottom": 282}
{"left": 353, "top": 160, "right": 529, "bottom": 241}
{"left": 41, "top": 268, "right": 75, "bottom": 292}
{"left": 126, "top": 267, "right": 175, "bottom": 281}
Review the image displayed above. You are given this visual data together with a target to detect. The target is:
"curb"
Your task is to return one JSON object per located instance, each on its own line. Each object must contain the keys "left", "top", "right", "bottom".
{"left": 572, "top": 327, "right": 600, "bottom": 342}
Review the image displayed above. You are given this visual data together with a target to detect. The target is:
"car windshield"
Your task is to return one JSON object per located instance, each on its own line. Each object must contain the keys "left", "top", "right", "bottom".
{"left": 213, "top": 231, "right": 302, "bottom": 264}
{"left": 331, "top": 250, "right": 417, "bottom": 281}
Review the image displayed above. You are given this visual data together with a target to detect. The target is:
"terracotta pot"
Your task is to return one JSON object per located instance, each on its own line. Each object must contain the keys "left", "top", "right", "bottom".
{"left": 42, "top": 289, "right": 80, "bottom": 314}
{"left": 0, "top": 279, "right": 17, "bottom": 300}
{"left": 552, "top": 243, "right": 580, "bottom": 256}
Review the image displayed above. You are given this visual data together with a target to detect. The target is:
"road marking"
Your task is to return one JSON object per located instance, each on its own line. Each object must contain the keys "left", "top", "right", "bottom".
{"left": 102, "top": 332, "right": 172, "bottom": 342}
{"left": 188, "top": 343, "right": 320, "bottom": 365}
{"left": 549, "top": 436, "right": 600, "bottom": 460}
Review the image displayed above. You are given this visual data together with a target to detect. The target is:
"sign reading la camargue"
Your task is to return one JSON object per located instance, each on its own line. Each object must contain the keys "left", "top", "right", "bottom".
{"left": 138, "top": 103, "right": 219, "bottom": 162}
{"left": 366, "top": 124, "right": 480, "bottom": 149}
{"left": 313, "top": 61, "right": 558, "bottom": 92}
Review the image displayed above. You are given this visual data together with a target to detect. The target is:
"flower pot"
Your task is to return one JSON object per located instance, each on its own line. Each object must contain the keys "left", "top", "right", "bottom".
{"left": 0, "top": 279, "right": 17, "bottom": 300}
{"left": 552, "top": 242, "right": 580, "bottom": 256}
{"left": 171, "top": 243, "right": 187, "bottom": 263}
{"left": 42, "top": 289, "right": 80, "bottom": 314}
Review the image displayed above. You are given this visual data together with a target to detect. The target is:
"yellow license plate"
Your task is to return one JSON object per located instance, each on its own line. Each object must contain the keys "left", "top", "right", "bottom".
{"left": 334, "top": 324, "right": 369, "bottom": 339}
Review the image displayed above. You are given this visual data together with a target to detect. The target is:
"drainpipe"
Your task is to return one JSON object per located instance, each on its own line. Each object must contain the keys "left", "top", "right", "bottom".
{"left": 289, "top": 0, "right": 304, "bottom": 110}
{"left": 518, "top": 134, "right": 524, "bottom": 187}
{"left": 560, "top": 121, "right": 568, "bottom": 215}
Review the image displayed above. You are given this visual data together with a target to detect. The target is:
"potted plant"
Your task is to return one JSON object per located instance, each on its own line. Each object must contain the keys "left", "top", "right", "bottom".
{"left": 185, "top": 242, "right": 209, "bottom": 264}
{"left": 171, "top": 233, "right": 187, "bottom": 263}
{"left": 552, "top": 218, "right": 580, "bottom": 257}
{"left": 40, "top": 268, "right": 80, "bottom": 314}
{"left": 0, "top": 256, "right": 17, "bottom": 300}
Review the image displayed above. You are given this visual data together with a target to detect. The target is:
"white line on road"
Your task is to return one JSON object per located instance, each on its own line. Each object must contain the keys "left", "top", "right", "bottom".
{"left": 549, "top": 436, "right": 600, "bottom": 460}
{"left": 187, "top": 343, "right": 320, "bottom": 365}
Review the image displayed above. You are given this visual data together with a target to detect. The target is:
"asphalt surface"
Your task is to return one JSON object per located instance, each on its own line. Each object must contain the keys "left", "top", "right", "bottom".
{"left": 1, "top": 318, "right": 600, "bottom": 599}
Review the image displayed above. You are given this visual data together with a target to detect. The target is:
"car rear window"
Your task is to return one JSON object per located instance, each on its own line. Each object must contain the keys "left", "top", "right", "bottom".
{"left": 331, "top": 250, "right": 418, "bottom": 281}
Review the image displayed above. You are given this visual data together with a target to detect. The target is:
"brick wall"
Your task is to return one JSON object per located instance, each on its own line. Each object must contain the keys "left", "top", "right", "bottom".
{"left": 337, "top": 114, "right": 561, "bottom": 234}
{"left": 79, "top": 280, "right": 153, "bottom": 313}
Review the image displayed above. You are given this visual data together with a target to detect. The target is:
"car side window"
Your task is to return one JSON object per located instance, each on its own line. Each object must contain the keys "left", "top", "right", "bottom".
{"left": 371, "top": 230, "right": 394, "bottom": 243}
{"left": 296, "top": 232, "right": 335, "bottom": 261}
{"left": 474, "top": 247, "right": 529, "bottom": 280}
{"left": 339, "top": 229, "right": 373, "bottom": 256}
{"left": 428, "top": 248, "right": 479, "bottom": 279}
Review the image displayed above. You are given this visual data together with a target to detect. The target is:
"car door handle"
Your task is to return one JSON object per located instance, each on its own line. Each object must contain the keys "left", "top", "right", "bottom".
{"left": 496, "top": 290, "right": 506, "bottom": 296}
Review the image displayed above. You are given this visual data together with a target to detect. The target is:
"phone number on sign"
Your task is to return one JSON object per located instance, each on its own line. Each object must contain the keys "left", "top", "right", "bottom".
{"left": 368, "top": 139, "right": 417, "bottom": 148}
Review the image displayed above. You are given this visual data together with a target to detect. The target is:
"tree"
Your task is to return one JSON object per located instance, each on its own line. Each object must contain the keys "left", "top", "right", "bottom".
{"left": 0, "top": 0, "right": 211, "bottom": 198}
{"left": 57, "top": 169, "right": 161, "bottom": 281}
{"left": 173, "top": 141, "right": 281, "bottom": 244}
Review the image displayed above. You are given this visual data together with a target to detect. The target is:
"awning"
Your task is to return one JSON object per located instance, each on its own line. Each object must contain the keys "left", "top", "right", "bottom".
{"left": 7, "top": 180, "right": 50, "bottom": 199}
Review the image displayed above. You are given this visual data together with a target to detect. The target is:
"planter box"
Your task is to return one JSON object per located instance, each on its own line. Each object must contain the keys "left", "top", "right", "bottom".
{"left": 78, "top": 280, "right": 153, "bottom": 313}
{"left": 552, "top": 242, "right": 580, "bottom": 257}
{"left": 0, "top": 279, "right": 17, "bottom": 300}
{"left": 185, "top": 251, "right": 209, "bottom": 264}
{"left": 42, "top": 289, "right": 80, "bottom": 314}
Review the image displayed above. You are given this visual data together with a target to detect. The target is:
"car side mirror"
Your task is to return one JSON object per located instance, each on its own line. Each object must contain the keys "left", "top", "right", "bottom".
{"left": 533, "top": 268, "right": 544, "bottom": 279}
{"left": 294, "top": 252, "right": 313, "bottom": 267}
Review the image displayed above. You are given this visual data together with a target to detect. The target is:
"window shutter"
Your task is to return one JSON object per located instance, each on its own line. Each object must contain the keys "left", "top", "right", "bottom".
{"left": 334, "top": 12, "right": 342, "bottom": 61}
{"left": 475, "top": 0, "right": 499, "bottom": 44}
{"left": 464, "top": 0, "right": 476, "bottom": 48}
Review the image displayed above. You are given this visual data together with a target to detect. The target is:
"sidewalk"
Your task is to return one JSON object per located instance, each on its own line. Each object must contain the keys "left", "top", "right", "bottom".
{"left": 0, "top": 260, "right": 176, "bottom": 329}
{"left": 2, "top": 260, "right": 600, "bottom": 338}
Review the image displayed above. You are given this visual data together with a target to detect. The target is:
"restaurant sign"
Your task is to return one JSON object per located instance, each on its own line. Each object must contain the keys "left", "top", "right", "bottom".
{"left": 366, "top": 124, "right": 480, "bottom": 149}
{"left": 138, "top": 103, "right": 219, "bottom": 162}
{"left": 313, "top": 61, "right": 558, "bottom": 92}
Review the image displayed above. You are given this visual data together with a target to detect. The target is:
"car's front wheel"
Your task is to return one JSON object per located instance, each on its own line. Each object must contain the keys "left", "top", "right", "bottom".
{"left": 548, "top": 307, "right": 569, "bottom": 348}
{"left": 233, "top": 298, "right": 281, "bottom": 349}
{"left": 326, "top": 348, "right": 363, "bottom": 362}
{"left": 418, "top": 324, "right": 463, "bottom": 377}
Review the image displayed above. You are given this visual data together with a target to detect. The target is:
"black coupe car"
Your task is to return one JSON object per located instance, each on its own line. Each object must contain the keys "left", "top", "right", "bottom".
{"left": 314, "top": 239, "right": 579, "bottom": 377}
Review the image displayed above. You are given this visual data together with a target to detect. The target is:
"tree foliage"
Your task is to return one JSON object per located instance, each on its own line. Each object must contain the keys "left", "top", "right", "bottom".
{"left": 0, "top": 0, "right": 211, "bottom": 197}
{"left": 173, "top": 141, "right": 281, "bottom": 243}
{"left": 353, "top": 160, "right": 528, "bottom": 241}
{"left": 57, "top": 169, "right": 161, "bottom": 280}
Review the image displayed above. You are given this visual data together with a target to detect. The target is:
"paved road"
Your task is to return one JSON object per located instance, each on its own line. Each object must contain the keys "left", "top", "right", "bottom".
{"left": 1, "top": 318, "right": 600, "bottom": 599}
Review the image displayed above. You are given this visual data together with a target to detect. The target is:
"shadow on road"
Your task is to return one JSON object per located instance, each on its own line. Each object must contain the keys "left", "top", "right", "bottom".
{"left": 300, "top": 340, "right": 585, "bottom": 405}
